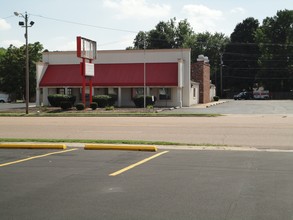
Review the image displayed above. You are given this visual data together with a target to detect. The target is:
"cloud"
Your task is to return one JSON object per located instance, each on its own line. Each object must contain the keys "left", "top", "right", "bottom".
{"left": 1, "top": 40, "right": 24, "bottom": 47}
{"left": 0, "top": 19, "right": 11, "bottom": 30}
{"left": 59, "top": 40, "right": 76, "bottom": 51}
{"left": 103, "top": 0, "right": 171, "bottom": 19}
{"left": 230, "top": 7, "right": 246, "bottom": 15}
{"left": 99, "top": 33, "right": 136, "bottom": 50}
{"left": 182, "top": 4, "right": 224, "bottom": 33}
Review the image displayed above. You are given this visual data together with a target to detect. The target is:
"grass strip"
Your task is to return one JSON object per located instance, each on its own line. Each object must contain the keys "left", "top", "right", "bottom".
{"left": 0, "top": 112, "right": 221, "bottom": 117}
{"left": 0, "top": 138, "right": 226, "bottom": 147}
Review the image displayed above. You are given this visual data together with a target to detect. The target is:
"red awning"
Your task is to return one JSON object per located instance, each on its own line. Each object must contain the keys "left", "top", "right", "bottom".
{"left": 40, "top": 63, "right": 178, "bottom": 87}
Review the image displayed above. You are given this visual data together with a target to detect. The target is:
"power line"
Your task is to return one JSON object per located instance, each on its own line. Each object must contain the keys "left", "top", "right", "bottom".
{"left": 227, "top": 42, "right": 293, "bottom": 47}
{"left": 223, "top": 67, "right": 291, "bottom": 70}
{"left": 1, "top": 15, "right": 14, "bottom": 19}
{"left": 30, "top": 14, "right": 138, "bottom": 34}
{"left": 223, "top": 75, "right": 293, "bottom": 80}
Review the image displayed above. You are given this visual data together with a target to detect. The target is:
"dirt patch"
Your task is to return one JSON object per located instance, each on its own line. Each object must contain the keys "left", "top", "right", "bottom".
{"left": 0, "top": 106, "right": 169, "bottom": 114}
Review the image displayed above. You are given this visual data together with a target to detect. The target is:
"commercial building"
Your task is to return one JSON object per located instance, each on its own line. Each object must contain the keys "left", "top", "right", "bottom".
{"left": 36, "top": 49, "right": 212, "bottom": 107}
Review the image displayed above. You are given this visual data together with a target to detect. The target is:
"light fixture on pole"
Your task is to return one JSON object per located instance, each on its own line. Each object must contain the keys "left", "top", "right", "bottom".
{"left": 14, "top": 11, "right": 34, "bottom": 114}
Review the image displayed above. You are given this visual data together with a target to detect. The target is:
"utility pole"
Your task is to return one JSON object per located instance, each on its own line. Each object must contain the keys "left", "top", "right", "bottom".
{"left": 143, "top": 32, "right": 146, "bottom": 108}
{"left": 220, "top": 53, "right": 223, "bottom": 98}
{"left": 14, "top": 12, "right": 34, "bottom": 114}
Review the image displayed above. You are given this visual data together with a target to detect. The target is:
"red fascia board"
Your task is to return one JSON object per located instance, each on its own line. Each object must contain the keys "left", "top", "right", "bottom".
{"left": 40, "top": 63, "right": 178, "bottom": 87}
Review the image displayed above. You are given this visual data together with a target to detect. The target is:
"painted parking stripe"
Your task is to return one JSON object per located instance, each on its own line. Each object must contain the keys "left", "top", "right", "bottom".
{"left": 109, "top": 151, "right": 169, "bottom": 176}
{"left": 0, "top": 148, "right": 78, "bottom": 167}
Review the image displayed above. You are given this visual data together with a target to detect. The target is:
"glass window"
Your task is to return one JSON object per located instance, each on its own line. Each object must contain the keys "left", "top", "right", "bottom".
{"left": 57, "top": 88, "right": 65, "bottom": 95}
{"left": 159, "top": 88, "right": 171, "bottom": 100}
{"left": 108, "top": 88, "right": 118, "bottom": 95}
{"left": 67, "top": 88, "right": 72, "bottom": 96}
{"left": 132, "top": 88, "right": 144, "bottom": 97}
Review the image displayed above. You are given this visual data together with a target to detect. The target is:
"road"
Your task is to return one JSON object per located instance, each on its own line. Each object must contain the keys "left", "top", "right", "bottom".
{"left": 1, "top": 114, "right": 293, "bottom": 149}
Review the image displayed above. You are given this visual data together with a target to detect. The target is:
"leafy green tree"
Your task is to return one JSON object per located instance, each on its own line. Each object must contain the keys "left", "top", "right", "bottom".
{"left": 223, "top": 17, "right": 260, "bottom": 95}
{"left": 0, "top": 42, "right": 43, "bottom": 101}
{"left": 255, "top": 10, "right": 293, "bottom": 94}
{"left": 132, "top": 18, "right": 195, "bottom": 50}
{"left": 184, "top": 32, "right": 229, "bottom": 91}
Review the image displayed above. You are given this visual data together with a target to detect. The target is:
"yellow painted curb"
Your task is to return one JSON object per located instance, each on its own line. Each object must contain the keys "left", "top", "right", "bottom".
{"left": 0, "top": 143, "right": 67, "bottom": 150}
{"left": 84, "top": 144, "right": 157, "bottom": 152}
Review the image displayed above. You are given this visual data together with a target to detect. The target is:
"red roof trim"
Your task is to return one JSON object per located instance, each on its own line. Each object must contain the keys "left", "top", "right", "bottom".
{"left": 40, "top": 63, "right": 178, "bottom": 87}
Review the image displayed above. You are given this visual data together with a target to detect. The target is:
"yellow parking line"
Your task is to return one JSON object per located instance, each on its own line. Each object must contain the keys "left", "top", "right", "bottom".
{"left": 0, "top": 148, "right": 78, "bottom": 167}
{"left": 109, "top": 151, "right": 169, "bottom": 176}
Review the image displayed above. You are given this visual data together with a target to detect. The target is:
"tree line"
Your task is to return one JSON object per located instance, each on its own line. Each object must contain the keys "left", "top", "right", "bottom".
{"left": 0, "top": 9, "right": 292, "bottom": 100}
{"left": 127, "top": 10, "right": 293, "bottom": 98}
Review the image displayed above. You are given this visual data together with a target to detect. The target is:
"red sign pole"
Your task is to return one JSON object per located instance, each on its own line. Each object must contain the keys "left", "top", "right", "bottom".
{"left": 77, "top": 36, "right": 96, "bottom": 108}
{"left": 82, "top": 58, "right": 86, "bottom": 105}
{"left": 89, "top": 60, "right": 93, "bottom": 104}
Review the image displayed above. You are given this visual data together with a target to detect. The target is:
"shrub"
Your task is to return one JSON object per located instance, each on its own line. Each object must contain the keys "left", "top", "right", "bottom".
{"left": 76, "top": 103, "right": 85, "bottom": 111}
{"left": 147, "top": 105, "right": 154, "bottom": 109}
{"left": 108, "top": 94, "right": 118, "bottom": 106}
{"left": 133, "top": 95, "right": 156, "bottom": 108}
{"left": 48, "top": 94, "right": 76, "bottom": 107}
{"left": 105, "top": 106, "right": 114, "bottom": 111}
{"left": 213, "top": 96, "right": 220, "bottom": 101}
{"left": 60, "top": 101, "right": 72, "bottom": 110}
{"left": 92, "top": 95, "right": 117, "bottom": 108}
{"left": 90, "top": 102, "right": 98, "bottom": 110}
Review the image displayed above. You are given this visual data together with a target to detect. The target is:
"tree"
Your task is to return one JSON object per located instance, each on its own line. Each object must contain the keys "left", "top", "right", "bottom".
{"left": 0, "top": 42, "right": 43, "bottom": 101}
{"left": 0, "top": 48, "right": 7, "bottom": 92}
{"left": 223, "top": 17, "right": 260, "bottom": 95}
{"left": 184, "top": 32, "right": 229, "bottom": 91}
{"left": 132, "top": 18, "right": 195, "bottom": 50}
{"left": 255, "top": 10, "right": 293, "bottom": 94}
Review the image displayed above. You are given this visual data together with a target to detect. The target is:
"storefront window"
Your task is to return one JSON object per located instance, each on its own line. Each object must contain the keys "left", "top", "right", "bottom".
{"left": 67, "top": 88, "right": 72, "bottom": 96}
{"left": 132, "top": 88, "right": 144, "bottom": 97}
{"left": 108, "top": 88, "right": 118, "bottom": 95}
{"left": 159, "top": 88, "right": 171, "bottom": 100}
{"left": 57, "top": 88, "right": 65, "bottom": 95}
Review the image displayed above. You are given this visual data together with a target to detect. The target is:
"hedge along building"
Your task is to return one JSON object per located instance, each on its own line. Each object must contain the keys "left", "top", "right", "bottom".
{"left": 36, "top": 48, "right": 201, "bottom": 107}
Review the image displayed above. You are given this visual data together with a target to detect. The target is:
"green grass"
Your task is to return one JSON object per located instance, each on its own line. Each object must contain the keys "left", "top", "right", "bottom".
{"left": 0, "top": 138, "right": 227, "bottom": 147}
{"left": 0, "top": 112, "right": 221, "bottom": 117}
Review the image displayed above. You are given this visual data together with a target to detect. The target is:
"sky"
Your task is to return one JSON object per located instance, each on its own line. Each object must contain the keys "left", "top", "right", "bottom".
{"left": 0, "top": 0, "right": 292, "bottom": 51}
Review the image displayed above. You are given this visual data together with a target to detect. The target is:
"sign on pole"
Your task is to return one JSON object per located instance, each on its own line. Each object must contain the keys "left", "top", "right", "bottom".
{"left": 76, "top": 36, "right": 97, "bottom": 106}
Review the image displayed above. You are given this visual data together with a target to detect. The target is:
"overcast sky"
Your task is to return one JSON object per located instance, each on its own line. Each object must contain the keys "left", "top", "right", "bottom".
{"left": 0, "top": 0, "right": 292, "bottom": 51}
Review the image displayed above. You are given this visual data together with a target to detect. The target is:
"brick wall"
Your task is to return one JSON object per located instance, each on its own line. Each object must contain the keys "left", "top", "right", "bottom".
{"left": 191, "top": 61, "right": 210, "bottom": 104}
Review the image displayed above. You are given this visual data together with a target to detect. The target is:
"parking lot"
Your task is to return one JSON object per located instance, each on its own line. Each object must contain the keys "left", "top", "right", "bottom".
{"left": 1, "top": 100, "right": 293, "bottom": 219}
{"left": 1, "top": 147, "right": 293, "bottom": 220}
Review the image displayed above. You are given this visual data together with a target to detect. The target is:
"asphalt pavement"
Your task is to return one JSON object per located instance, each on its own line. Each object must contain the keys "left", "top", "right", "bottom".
{"left": 168, "top": 99, "right": 293, "bottom": 115}
{"left": 0, "top": 148, "right": 293, "bottom": 220}
{"left": 1, "top": 100, "right": 293, "bottom": 219}
{"left": 1, "top": 148, "right": 293, "bottom": 220}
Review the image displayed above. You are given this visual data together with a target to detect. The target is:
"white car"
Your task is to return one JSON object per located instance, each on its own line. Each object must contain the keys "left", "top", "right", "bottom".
{"left": 0, "top": 93, "right": 10, "bottom": 103}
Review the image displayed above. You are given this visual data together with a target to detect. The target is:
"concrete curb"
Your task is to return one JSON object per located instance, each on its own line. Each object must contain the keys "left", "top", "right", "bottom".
{"left": 84, "top": 144, "right": 157, "bottom": 152}
{"left": 0, "top": 143, "right": 67, "bottom": 149}
{"left": 206, "top": 100, "right": 228, "bottom": 108}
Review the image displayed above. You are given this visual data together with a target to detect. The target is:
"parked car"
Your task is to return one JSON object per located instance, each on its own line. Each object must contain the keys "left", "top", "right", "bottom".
{"left": 253, "top": 90, "right": 270, "bottom": 100}
{"left": 233, "top": 91, "right": 252, "bottom": 100}
{"left": 0, "top": 93, "right": 10, "bottom": 103}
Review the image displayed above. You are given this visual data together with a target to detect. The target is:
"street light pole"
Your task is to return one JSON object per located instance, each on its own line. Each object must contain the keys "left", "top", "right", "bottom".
{"left": 220, "top": 53, "right": 223, "bottom": 98}
{"left": 14, "top": 12, "right": 34, "bottom": 114}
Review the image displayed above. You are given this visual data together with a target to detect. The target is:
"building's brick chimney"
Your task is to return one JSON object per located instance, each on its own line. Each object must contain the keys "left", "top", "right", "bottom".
{"left": 191, "top": 55, "right": 210, "bottom": 104}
